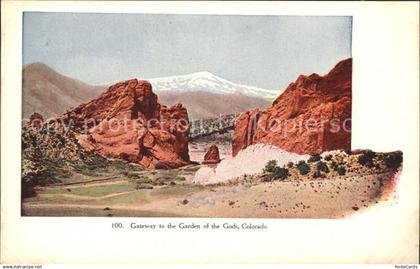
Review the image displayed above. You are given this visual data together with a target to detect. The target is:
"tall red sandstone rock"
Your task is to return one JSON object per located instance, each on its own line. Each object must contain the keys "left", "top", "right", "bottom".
{"left": 232, "top": 58, "right": 352, "bottom": 156}
{"left": 202, "top": 144, "right": 221, "bottom": 164}
{"left": 58, "top": 78, "right": 191, "bottom": 169}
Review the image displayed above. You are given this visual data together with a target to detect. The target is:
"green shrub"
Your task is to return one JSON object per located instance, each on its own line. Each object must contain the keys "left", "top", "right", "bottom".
{"left": 324, "top": 154, "right": 333, "bottom": 161}
{"left": 316, "top": 161, "right": 330, "bottom": 173}
{"left": 264, "top": 160, "right": 278, "bottom": 173}
{"left": 263, "top": 160, "right": 289, "bottom": 180}
{"left": 173, "top": 176, "right": 186, "bottom": 181}
{"left": 337, "top": 166, "right": 346, "bottom": 176}
{"left": 330, "top": 161, "right": 338, "bottom": 171}
{"left": 297, "top": 161, "right": 310, "bottom": 175}
{"left": 308, "top": 154, "right": 322, "bottom": 163}
{"left": 273, "top": 167, "right": 289, "bottom": 180}
{"left": 384, "top": 151, "right": 403, "bottom": 168}
{"left": 358, "top": 150, "right": 376, "bottom": 167}
{"left": 135, "top": 183, "right": 153, "bottom": 190}
{"left": 136, "top": 177, "right": 153, "bottom": 184}
{"left": 154, "top": 177, "right": 168, "bottom": 185}
{"left": 127, "top": 173, "right": 141, "bottom": 179}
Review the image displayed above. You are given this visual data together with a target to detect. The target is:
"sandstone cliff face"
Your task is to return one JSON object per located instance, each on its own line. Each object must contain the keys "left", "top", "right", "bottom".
{"left": 58, "top": 78, "right": 191, "bottom": 169}
{"left": 232, "top": 58, "right": 352, "bottom": 156}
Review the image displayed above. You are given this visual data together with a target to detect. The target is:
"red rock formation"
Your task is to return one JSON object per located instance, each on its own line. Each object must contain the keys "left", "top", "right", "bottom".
{"left": 58, "top": 78, "right": 191, "bottom": 169}
{"left": 232, "top": 58, "right": 352, "bottom": 156}
{"left": 28, "top": 112, "right": 44, "bottom": 128}
{"left": 202, "top": 144, "right": 221, "bottom": 164}
{"left": 58, "top": 79, "right": 160, "bottom": 129}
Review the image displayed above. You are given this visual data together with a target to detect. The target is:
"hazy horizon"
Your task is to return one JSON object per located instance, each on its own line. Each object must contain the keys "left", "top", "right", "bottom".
{"left": 23, "top": 13, "right": 352, "bottom": 90}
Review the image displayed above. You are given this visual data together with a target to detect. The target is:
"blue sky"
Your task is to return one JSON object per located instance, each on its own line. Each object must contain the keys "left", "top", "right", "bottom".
{"left": 23, "top": 13, "right": 352, "bottom": 90}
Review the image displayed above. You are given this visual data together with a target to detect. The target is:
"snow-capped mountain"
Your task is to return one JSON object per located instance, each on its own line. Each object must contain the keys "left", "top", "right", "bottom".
{"left": 148, "top": 71, "right": 279, "bottom": 100}
{"left": 22, "top": 63, "right": 273, "bottom": 120}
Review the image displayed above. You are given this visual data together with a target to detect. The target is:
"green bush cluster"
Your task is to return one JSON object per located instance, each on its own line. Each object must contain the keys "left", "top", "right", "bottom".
{"left": 126, "top": 172, "right": 142, "bottom": 179}
{"left": 316, "top": 161, "right": 330, "bottom": 173}
{"left": 135, "top": 183, "right": 153, "bottom": 190}
{"left": 384, "top": 151, "right": 403, "bottom": 169}
{"left": 263, "top": 160, "right": 289, "bottom": 180}
{"left": 324, "top": 154, "right": 333, "bottom": 161}
{"left": 330, "top": 161, "right": 338, "bottom": 171}
{"left": 327, "top": 160, "right": 346, "bottom": 175}
{"left": 358, "top": 150, "right": 376, "bottom": 167}
{"left": 297, "top": 160, "right": 310, "bottom": 175}
{"left": 264, "top": 160, "right": 278, "bottom": 173}
{"left": 273, "top": 167, "right": 289, "bottom": 180}
{"left": 307, "top": 154, "right": 322, "bottom": 163}
{"left": 336, "top": 166, "right": 346, "bottom": 175}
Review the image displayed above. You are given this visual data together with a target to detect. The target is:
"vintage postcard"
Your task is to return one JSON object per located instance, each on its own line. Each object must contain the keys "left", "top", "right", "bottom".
{"left": 20, "top": 13, "right": 364, "bottom": 218}
{"left": 1, "top": 1, "right": 419, "bottom": 265}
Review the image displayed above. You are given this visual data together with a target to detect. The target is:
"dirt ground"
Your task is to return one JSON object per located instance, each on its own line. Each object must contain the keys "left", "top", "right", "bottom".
{"left": 22, "top": 167, "right": 397, "bottom": 218}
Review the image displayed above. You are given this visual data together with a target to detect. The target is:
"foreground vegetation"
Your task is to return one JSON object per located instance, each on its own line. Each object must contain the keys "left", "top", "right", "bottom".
{"left": 21, "top": 124, "right": 143, "bottom": 198}
{"left": 261, "top": 150, "right": 402, "bottom": 182}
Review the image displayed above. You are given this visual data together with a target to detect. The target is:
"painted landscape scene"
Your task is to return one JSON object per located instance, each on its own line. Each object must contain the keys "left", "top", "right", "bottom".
{"left": 21, "top": 13, "right": 402, "bottom": 218}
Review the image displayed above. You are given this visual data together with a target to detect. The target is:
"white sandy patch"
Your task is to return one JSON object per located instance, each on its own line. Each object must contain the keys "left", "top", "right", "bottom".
{"left": 193, "top": 144, "right": 309, "bottom": 185}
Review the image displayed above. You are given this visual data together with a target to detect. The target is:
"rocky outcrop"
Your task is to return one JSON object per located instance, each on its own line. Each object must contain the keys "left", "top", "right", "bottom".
{"left": 202, "top": 145, "right": 221, "bottom": 164}
{"left": 57, "top": 78, "right": 192, "bottom": 169}
{"left": 29, "top": 112, "right": 44, "bottom": 128}
{"left": 232, "top": 58, "right": 352, "bottom": 156}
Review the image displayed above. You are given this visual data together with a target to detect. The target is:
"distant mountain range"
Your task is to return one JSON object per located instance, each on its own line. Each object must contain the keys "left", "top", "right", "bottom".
{"left": 22, "top": 63, "right": 105, "bottom": 118}
{"left": 157, "top": 91, "right": 269, "bottom": 120}
{"left": 22, "top": 63, "right": 276, "bottom": 119}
